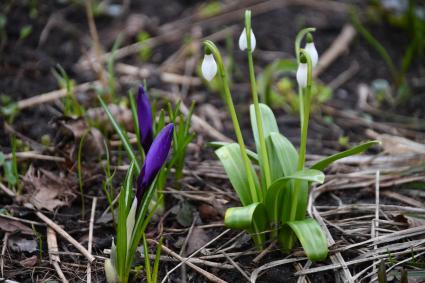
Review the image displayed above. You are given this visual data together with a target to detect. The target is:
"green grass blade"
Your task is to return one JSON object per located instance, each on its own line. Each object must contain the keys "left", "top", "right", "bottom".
{"left": 142, "top": 235, "right": 152, "bottom": 283}
{"left": 311, "top": 141, "right": 379, "bottom": 171}
{"left": 287, "top": 218, "right": 328, "bottom": 261}
{"left": 215, "top": 143, "right": 260, "bottom": 205}
{"left": 98, "top": 95, "right": 141, "bottom": 171}
{"left": 151, "top": 237, "right": 163, "bottom": 283}
{"left": 224, "top": 202, "right": 268, "bottom": 248}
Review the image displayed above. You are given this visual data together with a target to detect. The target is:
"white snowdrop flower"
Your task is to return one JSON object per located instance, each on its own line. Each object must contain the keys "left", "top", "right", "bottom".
{"left": 238, "top": 28, "right": 256, "bottom": 51}
{"left": 201, "top": 53, "right": 217, "bottom": 81}
{"left": 296, "top": 62, "right": 308, "bottom": 88}
{"left": 305, "top": 33, "right": 318, "bottom": 67}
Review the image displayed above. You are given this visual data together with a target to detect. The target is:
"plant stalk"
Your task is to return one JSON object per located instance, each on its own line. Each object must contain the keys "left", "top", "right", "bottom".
{"left": 203, "top": 40, "right": 259, "bottom": 203}
{"left": 245, "top": 10, "right": 271, "bottom": 189}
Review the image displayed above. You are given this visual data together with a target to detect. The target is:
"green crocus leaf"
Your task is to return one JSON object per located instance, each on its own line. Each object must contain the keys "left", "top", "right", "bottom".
{"left": 287, "top": 218, "right": 328, "bottom": 261}
{"left": 215, "top": 143, "right": 260, "bottom": 206}
{"left": 265, "top": 132, "right": 298, "bottom": 183}
{"left": 311, "top": 141, "right": 380, "bottom": 171}
{"left": 224, "top": 202, "right": 268, "bottom": 248}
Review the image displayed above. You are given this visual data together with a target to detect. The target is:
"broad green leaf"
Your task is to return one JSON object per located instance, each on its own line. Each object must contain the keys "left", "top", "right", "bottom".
{"left": 224, "top": 202, "right": 268, "bottom": 248}
{"left": 250, "top": 103, "right": 279, "bottom": 188}
{"left": 208, "top": 141, "right": 258, "bottom": 163}
{"left": 265, "top": 169, "right": 324, "bottom": 229}
{"left": 287, "top": 218, "right": 328, "bottom": 261}
{"left": 250, "top": 103, "right": 279, "bottom": 147}
{"left": 266, "top": 132, "right": 298, "bottom": 183}
{"left": 4, "top": 161, "right": 17, "bottom": 186}
{"left": 215, "top": 143, "right": 260, "bottom": 206}
{"left": 311, "top": 141, "right": 380, "bottom": 171}
{"left": 98, "top": 96, "right": 141, "bottom": 171}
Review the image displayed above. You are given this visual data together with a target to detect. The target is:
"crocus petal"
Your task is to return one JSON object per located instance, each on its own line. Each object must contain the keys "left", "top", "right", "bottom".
{"left": 305, "top": 42, "right": 319, "bottom": 67}
{"left": 238, "top": 28, "right": 256, "bottom": 51}
{"left": 201, "top": 54, "right": 217, "bottom": 81}
{"left": 136, "top": 123, "right": 174, "bottom": 203}
{"left": 136, "top": 85, "right": 154, "bottom": 152}
{"left": 296, "top": 63, "right": 308, "bottom": 88}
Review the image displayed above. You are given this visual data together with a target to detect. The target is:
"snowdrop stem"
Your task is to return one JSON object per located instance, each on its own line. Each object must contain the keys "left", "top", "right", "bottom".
{"left": 297, "top": 49, "right": 313, "bottom": 171}
{"left": 203, "top": 40, "right": 259, "bottom": 203}
{"left": 290, "top": 49, "right": 313, "bottom": 223}
{"left": 244, "top": 10, "right": 271, "bottom": 189}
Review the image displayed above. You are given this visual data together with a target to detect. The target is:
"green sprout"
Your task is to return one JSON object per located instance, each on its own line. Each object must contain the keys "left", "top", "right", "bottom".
{"left": 202, "top": 11, "right": 379, "bottom": 261}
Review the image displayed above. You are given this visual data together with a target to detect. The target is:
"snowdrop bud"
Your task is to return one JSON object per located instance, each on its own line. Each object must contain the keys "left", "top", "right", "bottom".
{"left": 201, "top": 52, "right": 217, "bottom": 81}
{"left": 296, "top": 54, "right": 308, "bottom": 88}
{"left": 238, "top": 28, "right": 256, "bottom": 51}
{"left": 305, "top": 33, "right": 318, "bottom": 67}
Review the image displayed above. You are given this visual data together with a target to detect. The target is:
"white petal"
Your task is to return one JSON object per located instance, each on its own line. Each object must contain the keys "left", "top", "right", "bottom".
{"left": 201, "top": 54, "right": 217, "bottom": 81}
{"left": 296, "top": 63, "right": 308, "bottom": 88}
{"left": 238, "top": 28, "right": 256, "bottom": 51}
{"left": 305, "top": 42, "right": 319, "bottom": 67}
{"left": 126, "top": 198, "right": 137, "bottom": 246}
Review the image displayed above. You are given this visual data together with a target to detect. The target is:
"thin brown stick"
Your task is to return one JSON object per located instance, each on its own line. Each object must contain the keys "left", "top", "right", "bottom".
{"left": 1, "top": 233, "right": 8, "bottom": 278}
{"left": 313, "top": 24, "right": 356, "bottom": 77}
{"left": 152, "top": 240, "right": 227, "bottom": 283}
{"left": 0, "top": 182, "right": 15, "bottom": 197}
{"left": 17, "top": 81, "right": 101, "bottom": 110}
{"left": 47, "top": 227, "right": 69, "bottom": 283}
{"left": 87, "top": 197, "right": 97, "bottom": 283}
{"left": 84, "top": 0, "right": 106, "bottom": 86}
{"left": 36, "top": 211, "right": 95, "bottom": 263}
{"left": 5, "top": 151, "right": 65, "bottom": 162}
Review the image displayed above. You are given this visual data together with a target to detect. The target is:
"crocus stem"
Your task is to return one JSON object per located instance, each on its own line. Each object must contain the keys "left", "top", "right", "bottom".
{"left": 245, "top": 10, "right": 271, "bottom": 189}
{"left": 203, "top": 40, "right": 259, "bottom": 203}
{"left": 290, "top": 50, "right": 313, "bottom": 222}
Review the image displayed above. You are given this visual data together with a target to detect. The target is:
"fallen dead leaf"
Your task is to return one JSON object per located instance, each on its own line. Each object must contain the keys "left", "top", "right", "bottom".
{"left": 0, "top": 218, "right": 34, "bottom": 235}
{"left": 22, "top": 166, "right": 76, "bottom": 211}
{"left": 20, "top": 255, "right": 38, "bottom": 268}
{"left": 53, "top": 117, "right": 106, "bottom": 161}
{"left": 186, "top": 227, "right": 210, "bottom": 255}
{"left": 8, "top": 236, "right": 38, "bottom": 253}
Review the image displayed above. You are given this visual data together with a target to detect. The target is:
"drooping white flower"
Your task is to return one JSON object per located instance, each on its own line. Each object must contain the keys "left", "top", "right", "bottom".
{"left": 296, "top": 62, "right": 308, "bottom": 88}
{"left": 201, "top": 53, "right": 217, "bottom": 81}
{"left": 304, "top": 33, "right": 319, "bottom": 67}
{"left": 238, "top": 28, "right": 256, "bottom": 51}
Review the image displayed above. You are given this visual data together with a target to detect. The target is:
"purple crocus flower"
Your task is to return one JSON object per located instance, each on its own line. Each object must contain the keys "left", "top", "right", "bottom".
{"left": 136, "top": 123, "right": 174, "bottom": 203}
{"left": 136, "top": 85, "right": 154, "bottom": 152}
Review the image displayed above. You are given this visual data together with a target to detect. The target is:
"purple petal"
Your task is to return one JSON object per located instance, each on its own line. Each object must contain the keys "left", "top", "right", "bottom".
{"left": 136, "top": 85, "right": 154, "bottom": 152}
{"left": 136, "top": 123, "right": 174, "bottom": 203}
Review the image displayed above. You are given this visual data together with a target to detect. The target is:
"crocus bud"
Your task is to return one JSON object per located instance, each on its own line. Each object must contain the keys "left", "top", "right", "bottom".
{"left": 238, "top": 28, "right": 256, "bottom": 51}
{"left": 296, "top": 54, "right": 308, "bottom": 88}
{"left": 104, "top": 259, "right": 118, "bottom": 283}
{"left": 201, "top": 51, "right": 217, "bottom": 81}
{"left": 305, "top": 33, "right": 318, "bottom": 67}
